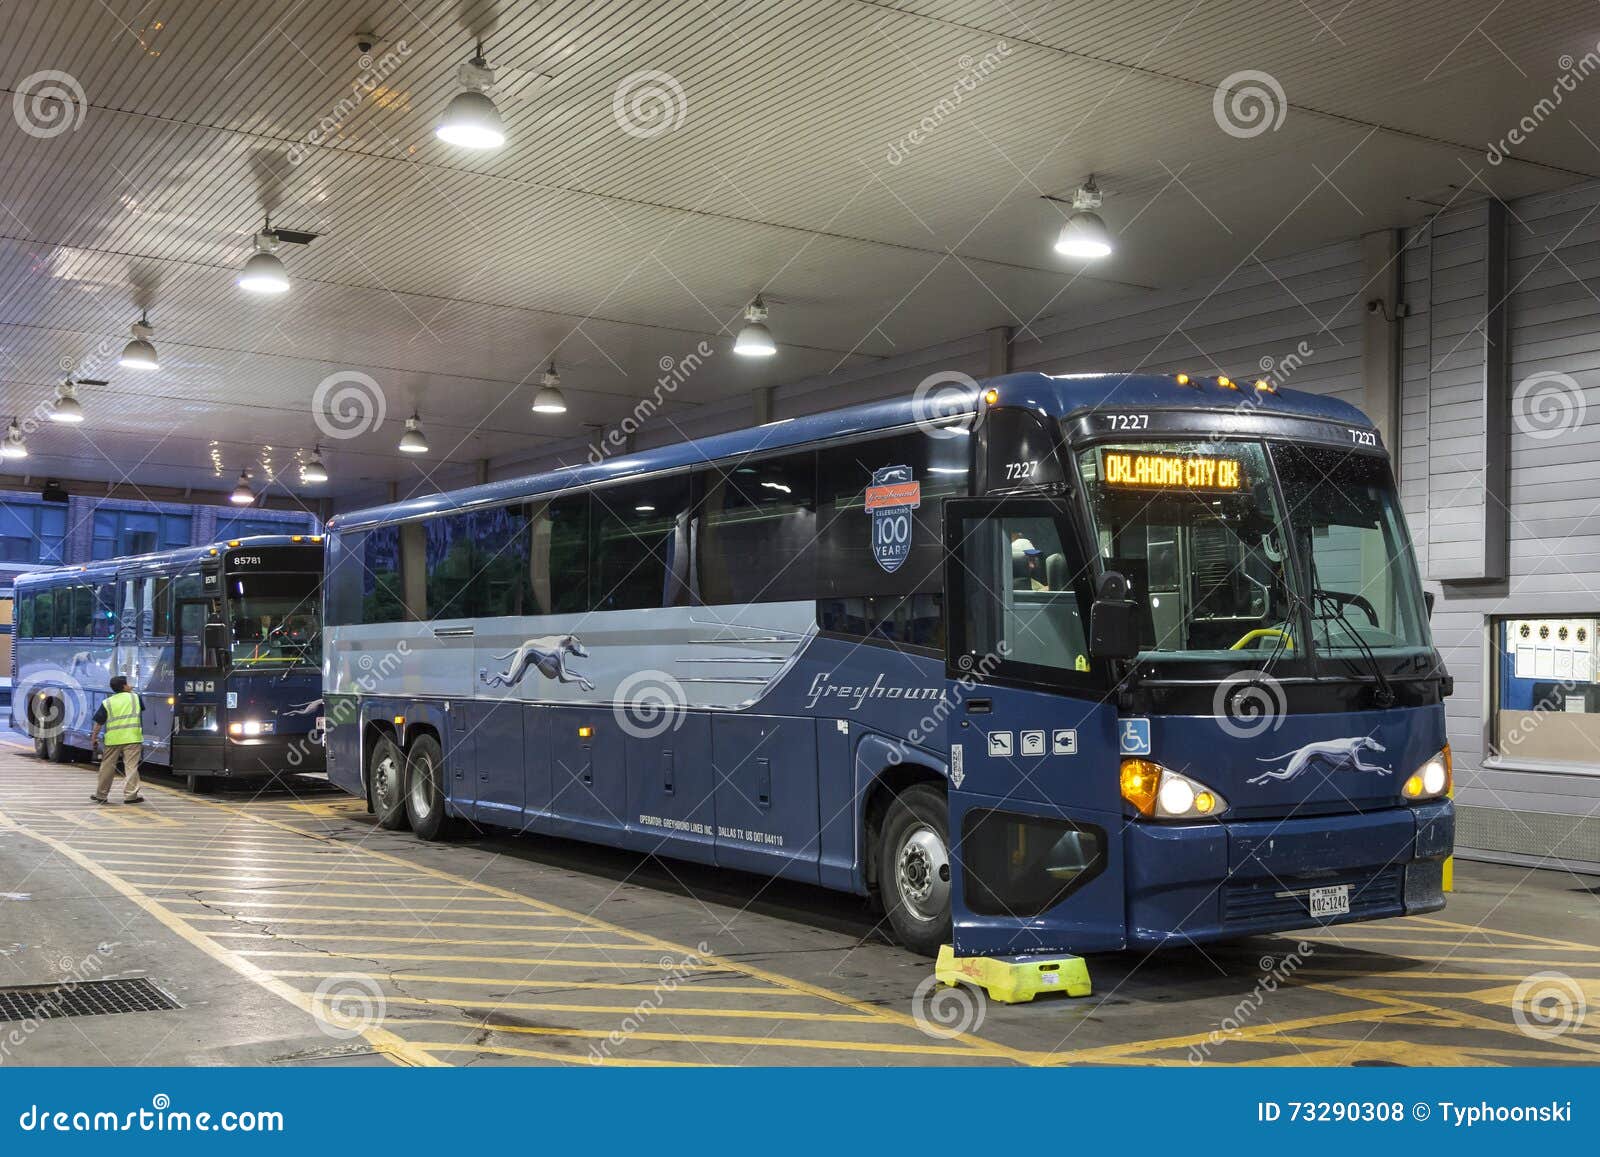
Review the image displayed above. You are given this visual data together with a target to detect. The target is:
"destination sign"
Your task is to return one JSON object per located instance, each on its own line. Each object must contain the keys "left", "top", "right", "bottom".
{"left": 1101, "top": 451, "right": 1244, "bottom": 491}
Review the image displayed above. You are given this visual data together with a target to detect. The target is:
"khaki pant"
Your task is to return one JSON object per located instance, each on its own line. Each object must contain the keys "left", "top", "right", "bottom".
{"left": 96, "top": 742, "right": 143, "bottom": 800}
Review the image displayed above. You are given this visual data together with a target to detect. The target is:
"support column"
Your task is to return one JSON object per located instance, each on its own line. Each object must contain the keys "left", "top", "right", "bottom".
{"left": 1361, "top": 229, "right": 1403, "bottom": 458}
{"left": 986, "top": 326, "right": 1013, "bottom": 378}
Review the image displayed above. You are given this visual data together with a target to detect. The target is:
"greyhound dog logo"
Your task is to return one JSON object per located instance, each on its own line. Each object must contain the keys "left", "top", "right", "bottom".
{"left": 480, "top": 634, "right": 595, "bottom": 692}
{"left": 1248, "top": 736, "right": 1389, "bottom": 785}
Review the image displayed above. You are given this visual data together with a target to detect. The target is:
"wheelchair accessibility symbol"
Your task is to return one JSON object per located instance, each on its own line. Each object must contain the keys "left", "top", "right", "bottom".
{"left": 1119, "top": 718, "right": 1151, "bottom": 756}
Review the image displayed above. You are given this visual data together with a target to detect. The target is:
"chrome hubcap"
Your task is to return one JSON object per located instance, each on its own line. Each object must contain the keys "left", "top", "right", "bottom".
{"left": 895, "top": 824, "right": 950, "bottom": 923}
{"left": 374, "top": 755, "right": 398, "bottom": 805}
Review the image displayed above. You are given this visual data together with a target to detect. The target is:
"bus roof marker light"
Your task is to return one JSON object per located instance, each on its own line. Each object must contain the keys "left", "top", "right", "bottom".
{"left": 1175, "top": 373, "right": 1190, "bottom": 386}
{"left": 398, "top": 414, "right": 429, "bottom": 454}
{"left": 1217, "top": 376, "right": 1235, "bottom": 389}
{"left": 734, "top": 296, "right": 777, "bottom": 357}
{"left": 982, "top": 387, "right": 999, "bottom": 405}
{"left": 1053, "top": 176, "right": 1113, "bottom": 260}
{"left": 532, "top": 362, "right": 567, "bottom": 414}
{"left": 229, "top": 470, "right": 255, "bottom": 505}
{"left": 1254, "top": 378, "right": 1273, "bottom": 392}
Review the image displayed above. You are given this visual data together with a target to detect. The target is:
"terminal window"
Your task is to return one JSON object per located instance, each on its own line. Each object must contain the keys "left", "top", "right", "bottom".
{"left": 1491, "top": 616, "right": 1600, "bottom": 768}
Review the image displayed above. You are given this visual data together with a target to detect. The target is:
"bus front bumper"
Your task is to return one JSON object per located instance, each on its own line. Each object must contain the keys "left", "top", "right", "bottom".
{"left": 171, "top": 734, "right": 325, "bottom": 777}
{"left": 1125, "top": 800, "right": 1454, "bottom": 948}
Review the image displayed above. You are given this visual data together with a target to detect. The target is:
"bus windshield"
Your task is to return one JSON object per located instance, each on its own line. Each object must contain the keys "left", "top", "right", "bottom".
{"left": 1075, "top": 439, "right": 1429, "bottom": 666}
{"left": 225, "top": 571, "right": 322, "bottom": 669}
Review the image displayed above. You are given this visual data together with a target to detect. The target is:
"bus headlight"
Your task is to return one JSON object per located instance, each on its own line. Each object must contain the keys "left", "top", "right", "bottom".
{"left": 1121, "top": 759, "right": 1229, "bottom": 820}
{"left": 1403, "top": 744, "right": 1451, "bottom": 801}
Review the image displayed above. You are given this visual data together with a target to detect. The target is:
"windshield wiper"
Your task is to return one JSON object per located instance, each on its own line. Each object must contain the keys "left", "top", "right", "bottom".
{"left": 1314, "top": 591, "right": 1397, "bottom": 708}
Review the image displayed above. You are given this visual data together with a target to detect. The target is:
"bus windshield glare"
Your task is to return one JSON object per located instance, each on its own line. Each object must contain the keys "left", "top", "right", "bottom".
{"left": 1076, "top": 439, "right": 1429, "bottom": 665}
{"left": 227, "top": 572, "right": 322, "bottom": 669}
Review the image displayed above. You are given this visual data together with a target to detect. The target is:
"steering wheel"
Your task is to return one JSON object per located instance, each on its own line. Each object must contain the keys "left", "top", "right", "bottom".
{"left": 1230, "top": 627, "right": 1294, "bottom": 651}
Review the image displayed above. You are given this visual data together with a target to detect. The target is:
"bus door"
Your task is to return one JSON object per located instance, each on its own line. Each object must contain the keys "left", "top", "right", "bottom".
{"left": 173, "top": 598, "right": 227, "bottom": 763}
{"left": 942, "top": 498, "right": 1127, "bottom": 956}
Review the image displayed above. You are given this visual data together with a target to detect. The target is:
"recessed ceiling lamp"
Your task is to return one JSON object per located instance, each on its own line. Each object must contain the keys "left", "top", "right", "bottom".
{"left": 532, "top": 362, "right": 567, "bottom": 414}
{"left": 733, "top": 295, "right": 777, "bottom": 357}
{"left": 238, "top": 220, "right": 291, "bottom": 294}
{"left": 302, "top": 446, "right": 329, "bottom": 484}
{"left": 118, "top": 312, "right": 158, "bottom": 370}
{"left": 398, "top": 413, "right": 430, "bottom": 454}
{"left": 1054, "top": 175, "right": 1113, "bottom": 260}
{"left": 436, "top": 42, "right": 506, "bottom": 149}
{"left": 1, "top": 419, "right": 26, "bottom": 459}
{"left": 229, "top": 469, "right": 255, "bottom": 505}
{"left": 51, "top": 380, "right": 85, "bottom": 423}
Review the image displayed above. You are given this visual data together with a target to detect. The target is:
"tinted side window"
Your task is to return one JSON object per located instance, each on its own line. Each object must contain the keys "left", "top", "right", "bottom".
{"left": 530, "top": 494, "right": 589, "bottom": 615}
{"left": 34, "top": 590, "right": 54, "bottom": 636}
{"left": 698, "top": 452, "right": 816, "bottom": 604}
{"left": 362, "top": 526, "right": 406, "bottom": 624}
{"left": 91, "top": 583, "right": 116, "bottom": 639}
{"left": 17, "top": 593, "right": 31, "bottom": 639}
{"left": 152, "top": 577, "right": 173, "bottom": 636}
{"left": 591, "top": 476, "right": 692, "bottom": 611}
{"left": 473, "top": 506, "right": 531, "bottom": 618}
{"left": 70, "top": 585, "right": 93, "bottom": 637}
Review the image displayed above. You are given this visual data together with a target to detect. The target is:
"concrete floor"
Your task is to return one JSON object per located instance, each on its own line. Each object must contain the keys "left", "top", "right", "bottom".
{"left": 1, "top": 733, "right": 1597, "bottom": 1067}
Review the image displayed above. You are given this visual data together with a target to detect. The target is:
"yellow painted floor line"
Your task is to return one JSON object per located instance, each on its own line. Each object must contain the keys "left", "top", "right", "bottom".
{"left": 268, "top": 970, "right": 807, "bottom": 997}
{"left": 242, "top": 949, "right": 737, "bottom": 970}
{"left": 157, "top": 899, "right": 572, "bottom": 916}
{"left": 88, "top": 853, "right": 425, "bottom": 871}
{"left": 139, "top": 887, "right": 516, "bottom": 902}
{"left": 0, "top": 819, "right": 437, "bottom": 1067}
{"left": 410, "top": 1017, "right": 987, "bottom": 1058}
{"left": 178, "top": 914, "right": 597, "bottom": 932}
{"left": 209, "top": 932, "right": 652, "bottom": 949}
{"left": 113, "top": 871, "right": 462, "bottom": 888}
{"left": 408, "top": 1042, "right": 701, "bottom": 1066}
{"left": 374, "top": 994, "right": 885, "bottom": 1022}
{"left": 1409, "top": 916, "right": 1600, "bottom": 953}
{"left": 1298, "top": 969, "right": 1596, "bottom": 981}
{"left": 168, "top": 786, "right": 1025, "bottom": 1063}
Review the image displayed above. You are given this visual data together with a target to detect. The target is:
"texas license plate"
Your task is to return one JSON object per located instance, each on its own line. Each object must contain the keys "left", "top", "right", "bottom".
{"left": 1308, "top": 884, "right": 1350, "bottom": 917}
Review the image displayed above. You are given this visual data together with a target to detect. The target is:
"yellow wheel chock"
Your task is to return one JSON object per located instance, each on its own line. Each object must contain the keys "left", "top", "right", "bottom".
{"left": 934, "top": 944, "right": 1092, "bottom": 1004}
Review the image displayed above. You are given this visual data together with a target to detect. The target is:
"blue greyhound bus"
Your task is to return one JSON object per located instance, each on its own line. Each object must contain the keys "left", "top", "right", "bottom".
{"left": 11, "top": 535, "right": 325, "bottom": 790}
{"left": 322, "top": 372, "right": 1453, "bottom": 958}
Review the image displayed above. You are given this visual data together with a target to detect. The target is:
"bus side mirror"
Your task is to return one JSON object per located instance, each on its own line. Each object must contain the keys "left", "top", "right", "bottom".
{"left": 1089, "top": 571, "right": 1139, "bottom": 660}
{"left": 1424, "top": 590, "right": 1435, "bottom": 619}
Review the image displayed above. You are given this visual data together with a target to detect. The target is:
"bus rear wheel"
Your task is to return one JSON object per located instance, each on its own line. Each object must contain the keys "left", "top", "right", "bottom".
{"left": 405, "top": 733, "right": 455, "bottom": 841}
{"left": 878, "top": 784, "right": 952, "bottom": 958}
{"left": 369, "top": 734, "right": 409, "bottom": 831}
{"left": 34, "top": 700, "right": 66, "bottom": 763}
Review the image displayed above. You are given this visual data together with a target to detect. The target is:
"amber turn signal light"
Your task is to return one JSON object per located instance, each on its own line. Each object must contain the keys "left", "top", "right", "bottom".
{"left": 1120, "top": 758, "right": 1163, "bottom": 817}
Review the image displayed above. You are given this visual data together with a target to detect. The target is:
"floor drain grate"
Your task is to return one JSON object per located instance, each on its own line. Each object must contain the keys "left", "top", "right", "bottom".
{"left": 0, "top": 977, "right": 181, "bottom": 1022}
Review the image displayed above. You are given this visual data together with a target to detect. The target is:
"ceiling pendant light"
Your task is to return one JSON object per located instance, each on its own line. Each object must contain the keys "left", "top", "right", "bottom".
{"left": 118, "top": 312, "right": 159, "bottom": 370}
{"left": 229, "top": 469, "right": 255, "bottom": 505}
{"left": 1054, "top": 175, "right": 1113, "bottom": 260}
{"left": 302, "top": 446, "right": 328, "bottom": 485}
{"left": 398, "top": 413, "right": 430, "bottom": 454}
{"left": 2, "top": 419, "right": 28, "bottom": 459}
{"left": 436, "top": 42, "right": 506, "bottom": 150}
{"left": 734, "top": 295, "right": 777, "bottom": 357}
{"left": 238, "top": 220, "right": 290, "bottom": 294}
{"left": 51, "top": 379, "right": 85, "bottom": 423}
{"left": 532, "top": 362, "right": 567, "bottom": 414}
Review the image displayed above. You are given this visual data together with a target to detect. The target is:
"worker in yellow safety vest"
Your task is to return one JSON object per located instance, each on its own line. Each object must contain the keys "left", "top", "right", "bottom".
{"left": 89, "top": 675, "right": 145, "bottom": 805}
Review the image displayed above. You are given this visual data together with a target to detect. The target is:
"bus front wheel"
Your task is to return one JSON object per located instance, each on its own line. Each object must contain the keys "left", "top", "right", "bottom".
{"left": 405, "top": 733, "right": 456, "bottom": 841}
{"left": 878, "top": 784, "right": 952, "bottom": 958}
{"left": 369, "top": 734, "right": 410, "bottom": 831}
